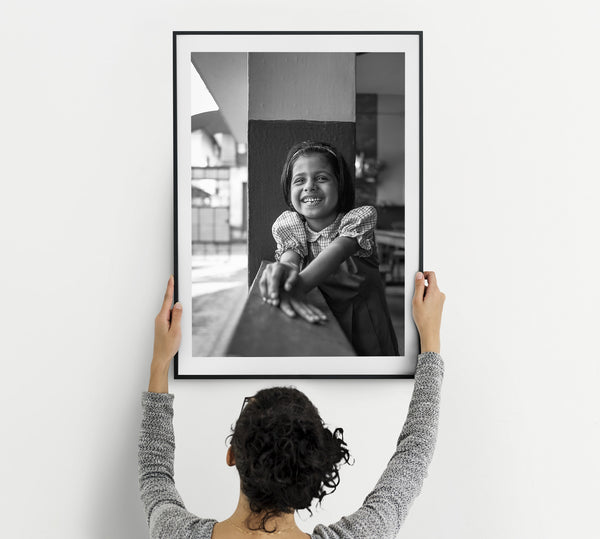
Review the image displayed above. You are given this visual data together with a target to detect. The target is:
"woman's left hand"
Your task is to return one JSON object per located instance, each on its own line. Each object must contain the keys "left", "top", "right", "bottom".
{"left": 148, "top": 275, "right": 182, "bottom": 393}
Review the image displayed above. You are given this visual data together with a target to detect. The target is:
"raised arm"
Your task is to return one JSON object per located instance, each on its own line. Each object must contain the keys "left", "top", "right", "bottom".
{"left": 313, "top": 271, "right": 445, "bottom": 538}
{"left": 139, "top": 276, "right": 216, "bottom": 536}
{"left": 147, "top": 275, "right": 181, "bottom": 394}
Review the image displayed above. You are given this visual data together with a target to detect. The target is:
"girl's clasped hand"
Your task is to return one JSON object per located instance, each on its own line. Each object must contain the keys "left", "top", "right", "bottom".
{"left": 259, "top": 260, "right": 328, "bottom": 324}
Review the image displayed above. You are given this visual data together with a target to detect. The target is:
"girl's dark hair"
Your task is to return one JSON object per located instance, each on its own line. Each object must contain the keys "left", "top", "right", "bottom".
{"left": 229, "top": 387, "right": 351, "bottom": 533}
{"left": 280, "top": 140, "right": 355, "bottom": 213}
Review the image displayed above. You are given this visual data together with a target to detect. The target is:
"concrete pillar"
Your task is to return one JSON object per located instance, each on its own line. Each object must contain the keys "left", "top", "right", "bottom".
{"left": 247, "top": 53, "right": 356, "bottom": 283}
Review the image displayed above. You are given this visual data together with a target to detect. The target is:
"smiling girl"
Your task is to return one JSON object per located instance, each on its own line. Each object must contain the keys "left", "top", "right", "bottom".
{"left": 259, "top": 140, "right": 399, "bottom": 356}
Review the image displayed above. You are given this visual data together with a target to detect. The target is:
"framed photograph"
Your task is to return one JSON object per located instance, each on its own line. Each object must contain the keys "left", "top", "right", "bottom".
{"left": 173, "top": 31, "right": 422, "bottom": 378}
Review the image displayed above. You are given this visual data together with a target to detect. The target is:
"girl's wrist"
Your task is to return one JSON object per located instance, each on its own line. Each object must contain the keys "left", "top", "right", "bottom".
{"left": 295, "top": 273, "right": 312, "bottom": 294}
{"left": 281, "top": 260, "right": 299, "bottom": 271}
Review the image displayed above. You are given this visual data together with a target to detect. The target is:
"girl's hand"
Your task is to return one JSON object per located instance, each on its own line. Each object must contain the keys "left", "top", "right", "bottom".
{"left": 260, "top": 263, "right": 327, "bottom": 323}
{"left": 278, "top": 286, "right": 328, "bottom": 324}
{"left": 259, "top": 261, "right": 299, "bottom": 306}
{"left": 148, "top": 275, "right": 182, "bottom": 393}
{"left": 411, "top": 271, "right": 445, "bottom": 354}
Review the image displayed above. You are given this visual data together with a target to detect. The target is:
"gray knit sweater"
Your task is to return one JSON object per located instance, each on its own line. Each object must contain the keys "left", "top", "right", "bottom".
{"left": 138, "top": 352, "right": 444, "bottom": 538}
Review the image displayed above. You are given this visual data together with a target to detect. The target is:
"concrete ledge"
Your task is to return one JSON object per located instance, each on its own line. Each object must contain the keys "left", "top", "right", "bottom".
{"left": 225, "top": 261, "right": 356, "bottom": 357}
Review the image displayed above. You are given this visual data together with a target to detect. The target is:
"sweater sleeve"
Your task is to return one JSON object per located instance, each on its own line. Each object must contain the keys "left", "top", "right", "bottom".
{"left": 312, "top": 352, "right": 444, "bottom": 539}
{"left": 138, "top": 391, "right": 216, "bottom": 538}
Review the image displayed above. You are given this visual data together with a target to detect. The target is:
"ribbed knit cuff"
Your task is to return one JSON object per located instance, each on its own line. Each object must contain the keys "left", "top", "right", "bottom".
{"left": 142, "top": 391, "right": 174, "bottom": 405}
{"left": 417, "top": 351, "right": 444, "bottom": 376}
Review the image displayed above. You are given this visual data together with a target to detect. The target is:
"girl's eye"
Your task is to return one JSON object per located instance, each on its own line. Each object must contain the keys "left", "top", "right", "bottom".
{"left": 292, "top": 177, "right": 304, "bottom": 185}
{"left": 317, "top": 175, "right": 329, "bottom": 182}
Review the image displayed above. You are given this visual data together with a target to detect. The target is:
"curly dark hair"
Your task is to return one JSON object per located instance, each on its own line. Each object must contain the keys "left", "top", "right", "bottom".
{"left": 280, "top": 140, "right": 355, "bottom": 214}
{"left": 229, "top": 387, "right": 351, "bottom": 533}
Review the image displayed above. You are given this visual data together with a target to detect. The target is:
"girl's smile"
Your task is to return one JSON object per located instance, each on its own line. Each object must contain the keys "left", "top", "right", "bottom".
{"left": 290, "top": 153, "right": 339, "bottom": 231}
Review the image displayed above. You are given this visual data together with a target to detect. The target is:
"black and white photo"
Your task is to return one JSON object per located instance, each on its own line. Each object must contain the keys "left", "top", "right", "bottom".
{"left": 174, "top": 32, "right": 422, "bottom": 377}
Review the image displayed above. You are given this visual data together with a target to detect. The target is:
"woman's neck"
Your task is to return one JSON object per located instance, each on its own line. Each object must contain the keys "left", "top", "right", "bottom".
{"left": 223, "top": 492, "right": 301, "bottom": 534}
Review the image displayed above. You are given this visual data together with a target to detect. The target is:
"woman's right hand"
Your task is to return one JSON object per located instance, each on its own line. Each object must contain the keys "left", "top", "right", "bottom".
{"left": 412, "top": 271, "right": 445, "bottom": 354}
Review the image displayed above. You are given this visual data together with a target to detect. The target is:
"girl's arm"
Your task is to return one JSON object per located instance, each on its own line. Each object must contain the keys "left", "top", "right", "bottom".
{"left": 260, "top": 211, "right": 307, "bottom": 305}
{"left": 294, "top": 205, "right": 376, "bottom": 293}
{"left": 261, "top": 211, "right": 328, "bottom": 322}
{"left": 259, "top": 250, "right": 329, "bottom": 324}
{"left": 272, "top": 237, "right": 358, "bottom": 324}
{"left": 259, "top": 249, "right": 302, "bottom": 302}
{"left": 279, "top": 249, "right": 301, "bottom": 268}
{"left": 260, "top": 236, "right": 355, "bottom": 301}
{"left": 295, "top": 236, "right": 358, "bottom": 293}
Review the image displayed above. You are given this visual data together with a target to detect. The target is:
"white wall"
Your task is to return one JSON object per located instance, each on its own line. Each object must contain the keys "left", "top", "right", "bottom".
{"left": 1, "top": 1, "right": 599, "bottom": 538}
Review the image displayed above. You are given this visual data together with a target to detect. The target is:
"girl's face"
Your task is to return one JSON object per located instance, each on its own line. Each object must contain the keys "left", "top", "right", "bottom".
{"left": 290, "top": 152, "right": 339, "bottom": 231}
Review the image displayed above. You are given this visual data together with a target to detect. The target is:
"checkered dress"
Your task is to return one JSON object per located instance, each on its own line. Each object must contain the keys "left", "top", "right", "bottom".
{"left": 272, "top": 206, "right": 378, "bottom": 266}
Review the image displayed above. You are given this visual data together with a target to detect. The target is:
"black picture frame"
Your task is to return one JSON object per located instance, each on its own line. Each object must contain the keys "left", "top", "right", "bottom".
{"left": 173, "top": 31, "right": 423, "bottom": 378}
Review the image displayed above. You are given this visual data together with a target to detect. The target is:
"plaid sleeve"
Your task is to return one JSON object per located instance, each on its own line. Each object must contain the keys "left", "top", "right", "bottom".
{"left": 338, "top": 206, "right": 377, "bottom": 257}
{"left": 272, "top": 211, "right": 308, "bottom": 262}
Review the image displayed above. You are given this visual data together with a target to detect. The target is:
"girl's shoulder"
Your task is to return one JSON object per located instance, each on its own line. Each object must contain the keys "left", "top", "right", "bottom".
{"left": 272, "top": 210, "right": 306, "bottom": 240}
{"left": 273, "top": 210, "right": 304, "bottom": 229}
{"left": 337, "top": 206, "right": 377, "bottom": 257}
{"left": 340, "top": 205, "right": 377, "bottom": 230}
